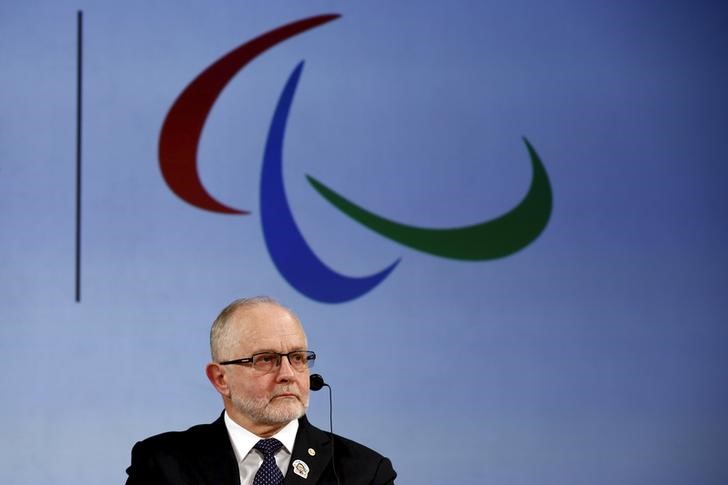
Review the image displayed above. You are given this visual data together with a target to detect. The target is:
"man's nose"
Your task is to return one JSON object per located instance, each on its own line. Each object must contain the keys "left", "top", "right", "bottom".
{"left": 275, "top": 355, "right": 296, "bottom": 379}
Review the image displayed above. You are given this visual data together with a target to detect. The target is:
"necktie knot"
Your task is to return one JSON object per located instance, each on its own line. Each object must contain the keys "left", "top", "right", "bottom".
{"left": 255, "top": 438, "right": 283, "bottom": 456}
{"left": 253, "top": 438, "right": 284, "bottom": 485}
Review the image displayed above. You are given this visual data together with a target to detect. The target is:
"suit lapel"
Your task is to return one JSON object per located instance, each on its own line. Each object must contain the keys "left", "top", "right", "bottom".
{"left": 187, "top": 414, "right": 333, "bottom": 484}
{"left": 194, "top": 414, "right": 241, "bottom": 485}
{"left": 284, "top": 416, "right": 332, "bottom": 484}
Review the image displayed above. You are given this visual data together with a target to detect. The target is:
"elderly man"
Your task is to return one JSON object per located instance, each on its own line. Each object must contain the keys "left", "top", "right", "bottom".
{"left": 125, "top": 296, "right": 396, "bottom": 484}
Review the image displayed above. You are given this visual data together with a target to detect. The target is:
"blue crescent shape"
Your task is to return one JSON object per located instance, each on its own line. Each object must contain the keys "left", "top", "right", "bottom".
{"left": 260, "top": 61, "right": 400, "bottom": 303}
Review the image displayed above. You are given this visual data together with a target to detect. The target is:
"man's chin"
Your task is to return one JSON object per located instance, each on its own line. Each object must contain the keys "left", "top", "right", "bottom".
{"left": 232, "top": 395, "right": 307, "bottom": 426}
{"left": 263, "top": 400, "right": 306, "bottom": 423}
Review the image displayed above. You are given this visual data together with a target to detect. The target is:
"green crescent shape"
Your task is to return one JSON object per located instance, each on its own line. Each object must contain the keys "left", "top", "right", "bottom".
{"left": 306, "top": 138, "right": 552, "bottom": 261}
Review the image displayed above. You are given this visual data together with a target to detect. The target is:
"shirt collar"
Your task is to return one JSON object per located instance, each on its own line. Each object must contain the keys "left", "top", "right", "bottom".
{"left": 224, "top": 411, "right": 299, "bottom": 463}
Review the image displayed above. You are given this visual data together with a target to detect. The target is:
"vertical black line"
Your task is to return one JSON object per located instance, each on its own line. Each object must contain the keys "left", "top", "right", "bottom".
{"left": 75, "top": 10, "right": 83, "bottom": 302}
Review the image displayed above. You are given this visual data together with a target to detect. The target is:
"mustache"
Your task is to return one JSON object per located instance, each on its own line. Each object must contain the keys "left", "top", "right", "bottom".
{"left": 270, "top": 386, "right": 302, "bottom": 399}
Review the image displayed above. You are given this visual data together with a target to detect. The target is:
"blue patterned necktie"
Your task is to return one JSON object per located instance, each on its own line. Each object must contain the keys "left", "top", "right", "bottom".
{"left": 253, "top": 438, "right": 284, "bottom": 485}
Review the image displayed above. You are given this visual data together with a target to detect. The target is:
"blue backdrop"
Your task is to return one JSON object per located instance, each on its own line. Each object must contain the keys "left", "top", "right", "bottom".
{"left": 2, "top": 1, "right": 727, "bottom": 483}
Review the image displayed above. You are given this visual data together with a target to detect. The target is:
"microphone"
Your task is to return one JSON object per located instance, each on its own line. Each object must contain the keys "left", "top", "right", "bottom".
{"left": 310, "top": 373, "right": 326, "bottom": 391}
{"left": 308, "top": 373, "right": 339, "bottom": 485}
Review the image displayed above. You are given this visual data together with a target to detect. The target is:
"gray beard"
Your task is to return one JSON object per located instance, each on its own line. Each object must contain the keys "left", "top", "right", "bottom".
{"left": 232, "top": 393, "right": 308, "bottom": 426}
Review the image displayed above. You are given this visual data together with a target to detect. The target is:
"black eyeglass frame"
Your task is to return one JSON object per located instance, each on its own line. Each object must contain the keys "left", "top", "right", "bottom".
{"left": 218, "top": 350, "right": 316, "bottom": 371}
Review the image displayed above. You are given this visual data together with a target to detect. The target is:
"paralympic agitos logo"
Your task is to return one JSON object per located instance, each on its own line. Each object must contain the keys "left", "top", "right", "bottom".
{"left": 159, "top": 14, "right": 553, "bottom": 304}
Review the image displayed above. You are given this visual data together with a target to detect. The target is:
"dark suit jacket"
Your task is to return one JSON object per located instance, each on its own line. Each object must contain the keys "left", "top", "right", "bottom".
{"left": 126, "top": 414, "right": 396, "bottom": 484}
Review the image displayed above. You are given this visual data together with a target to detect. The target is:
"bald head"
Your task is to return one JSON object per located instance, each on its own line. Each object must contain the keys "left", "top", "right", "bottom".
{"left": 209, "top": 296, "right": 304, "bottom": 362}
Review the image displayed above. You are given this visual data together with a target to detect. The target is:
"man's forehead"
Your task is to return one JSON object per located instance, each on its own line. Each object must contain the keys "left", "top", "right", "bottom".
{"left": 230, "top": 303, "right": 306, "bottom": 341}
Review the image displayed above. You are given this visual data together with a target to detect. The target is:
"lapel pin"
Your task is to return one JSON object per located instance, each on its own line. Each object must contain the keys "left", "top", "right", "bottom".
{"left": 292, "top": 459, "right": 310, "bottom": 479}
{"left": 307, "top": 448, "right": 316, "bottom": 456}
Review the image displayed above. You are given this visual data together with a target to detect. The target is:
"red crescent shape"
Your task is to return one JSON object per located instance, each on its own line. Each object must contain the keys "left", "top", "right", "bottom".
{"left": 159, "top": 14, "right": 340, "bottom": 214}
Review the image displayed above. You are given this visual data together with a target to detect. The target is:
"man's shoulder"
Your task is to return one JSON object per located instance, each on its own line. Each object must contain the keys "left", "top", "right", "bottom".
{"left": 297, "top": 417, "right": 396, "bottom": 481}
{"left": 132, "top": 416, "right": 225, "bottom": 453}
{"left": 300, "top": 417, "right": 388, "bottom": 459}
{"left": 126, "top": 415, "right": 239, "bottom": 484}
{"left": 136, "top": 421, "right": 213, "bottom": 440}
{"left": 330, "top": 431, "right": 387, "bottom": 460}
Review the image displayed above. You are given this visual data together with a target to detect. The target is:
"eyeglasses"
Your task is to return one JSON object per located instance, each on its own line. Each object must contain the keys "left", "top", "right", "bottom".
{"left": 219, "top": 351, "right": 316, "bottom": 373}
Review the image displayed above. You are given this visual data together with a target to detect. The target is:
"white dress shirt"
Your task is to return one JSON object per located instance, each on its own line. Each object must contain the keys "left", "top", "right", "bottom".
{"left": 224, "top": 411, "right": 299, "bottom": 485}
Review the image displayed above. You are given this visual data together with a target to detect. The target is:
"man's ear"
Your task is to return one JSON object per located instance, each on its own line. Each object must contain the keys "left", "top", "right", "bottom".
{"left": 206, "top": 362, "right": 230, "bottom": 397}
